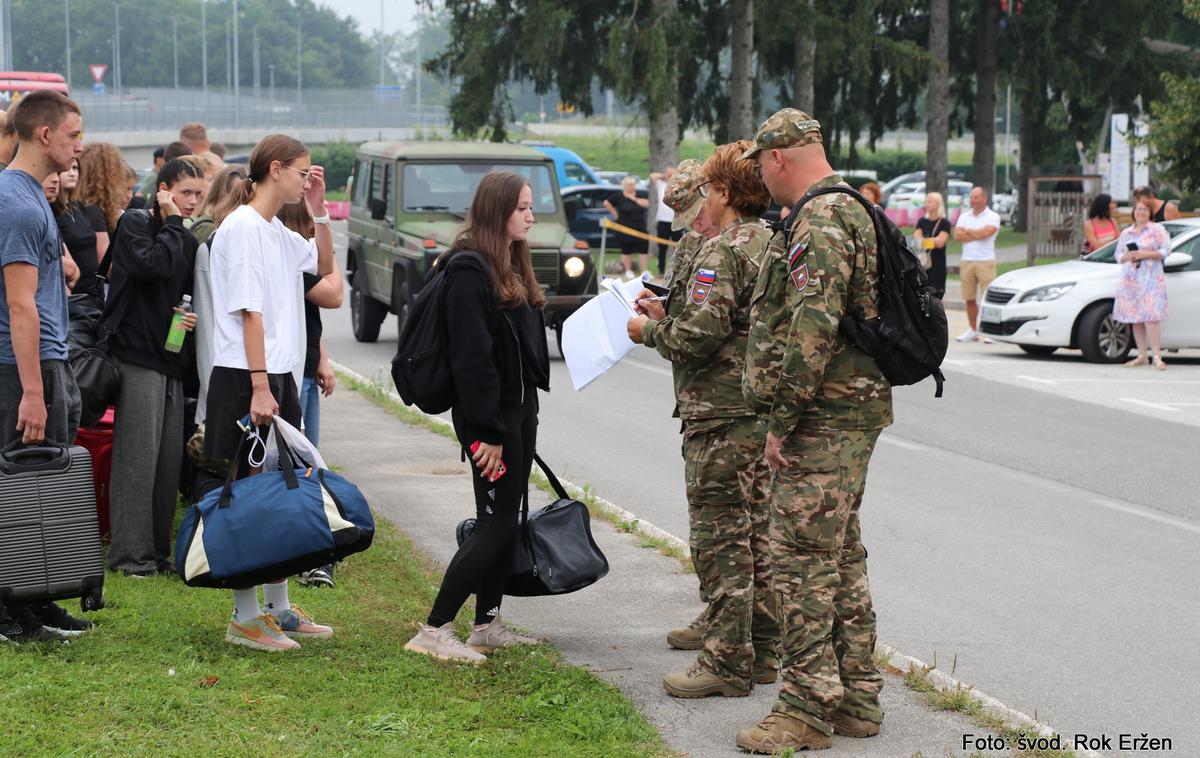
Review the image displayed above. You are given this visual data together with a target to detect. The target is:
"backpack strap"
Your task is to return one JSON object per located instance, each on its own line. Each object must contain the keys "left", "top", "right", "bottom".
{"left": 96, "top": 209, "right": 153, "bottom": 346}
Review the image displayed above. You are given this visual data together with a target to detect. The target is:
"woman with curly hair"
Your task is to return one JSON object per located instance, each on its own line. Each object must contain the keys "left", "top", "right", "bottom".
{"left": 76, "top": 142, "right": 131, "bottom": 234}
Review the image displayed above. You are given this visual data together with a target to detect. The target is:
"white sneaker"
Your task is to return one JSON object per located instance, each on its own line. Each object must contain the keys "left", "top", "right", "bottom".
{"left": 955, "top": 328, "right": 978, "bottom": 343}
{"left": 467, "top": 617, "right": 541, "bottom": 653}
{"left": 980, "top": 336, "right": 994, "bottom": 344}
{"left": 622, "top": 269, "right": 637, "bottom": 280}
{"left": 404, "top": 622, "right": 487, "bottom": 664}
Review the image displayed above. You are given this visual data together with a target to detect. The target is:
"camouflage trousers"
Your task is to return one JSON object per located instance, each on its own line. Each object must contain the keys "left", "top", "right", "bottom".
{"left": 682, "top": 415, "right": 781, "bottom": 690}
{"left": 769, "top": 427, "right": 883, "bottom": 735}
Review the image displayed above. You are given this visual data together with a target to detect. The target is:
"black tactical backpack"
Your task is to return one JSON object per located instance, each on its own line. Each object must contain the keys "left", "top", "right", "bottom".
{"left": 391, "top": 251, "right": 489, "bottom": 413}
{"left": 787, "top": 186, "right": 948, "bottom": 396}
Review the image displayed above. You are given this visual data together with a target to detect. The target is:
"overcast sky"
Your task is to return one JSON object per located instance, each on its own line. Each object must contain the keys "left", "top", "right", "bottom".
{"left": 322, "top": 0, "right": 421, "bottom": 37}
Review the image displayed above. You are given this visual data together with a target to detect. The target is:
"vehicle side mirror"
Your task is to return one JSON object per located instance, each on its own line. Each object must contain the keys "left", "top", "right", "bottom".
{"left": 1164, "top": 252, "right": 1193, "bottom": 272}
{"left": 370, "top": 198, "right": 387, "bottom": 221}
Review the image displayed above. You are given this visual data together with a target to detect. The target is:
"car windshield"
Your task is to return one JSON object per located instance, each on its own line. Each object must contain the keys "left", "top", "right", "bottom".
{"left": 402, "top": 163, "right": 558, "bottom": 214}
{"left": 1082, "top": 222, "right": 1196, "bottom": 263}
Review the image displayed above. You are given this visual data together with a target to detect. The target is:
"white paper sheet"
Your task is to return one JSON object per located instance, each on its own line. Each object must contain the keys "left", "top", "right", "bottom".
{"left": 561, "top": 284, "right": 645, "bottom": 391}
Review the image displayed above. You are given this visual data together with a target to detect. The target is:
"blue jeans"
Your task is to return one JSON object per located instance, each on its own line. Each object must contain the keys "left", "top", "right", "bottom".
{"left": 300, "top": 374, "right": 320, "bottom": 446}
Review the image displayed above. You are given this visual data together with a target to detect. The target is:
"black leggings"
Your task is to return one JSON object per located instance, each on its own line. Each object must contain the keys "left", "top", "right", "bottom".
{"left": 428, "top": 393, "right": 538, "bottom": 627}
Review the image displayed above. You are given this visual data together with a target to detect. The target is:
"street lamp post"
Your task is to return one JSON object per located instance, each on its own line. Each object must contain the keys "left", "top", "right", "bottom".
{"left": 173, "top": 19, "right": 179, "bottom": 89}
{"left": 202, "top": 0, "right": 208, "bottom": 107}
{"left": 233, "top": 0, "right": 240, "bottom": 129}
{"left": 64, "top": 0, "right": 72, "bottom": 90}
{"left": 268, "top": 63, "right": 275, "bottom": 127}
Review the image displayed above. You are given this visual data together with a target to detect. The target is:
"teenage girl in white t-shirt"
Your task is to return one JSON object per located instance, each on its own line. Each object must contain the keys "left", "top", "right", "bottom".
{"left": 205, "top": 134, "right": 337, "bottom": 651}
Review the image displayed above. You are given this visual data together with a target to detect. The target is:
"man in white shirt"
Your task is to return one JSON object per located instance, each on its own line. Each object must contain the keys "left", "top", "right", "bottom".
{"left": 953, "top": 186, "right": 1001, "bottom": 342}
{"left": 650, "top": 164, "right": 681, "bottom": 276}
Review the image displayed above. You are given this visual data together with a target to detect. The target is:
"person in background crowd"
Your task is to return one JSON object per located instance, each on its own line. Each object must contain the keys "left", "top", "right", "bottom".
{"left": 40, "top": 172, "right": 81, "bottom": 289}
{"left": 0, "top": 107, "right": 18, "bottom": 168}
{"left": 182, "top": 152, "right": 223, "bottom": 197}
{"left": 1131, "top": 186, "right": 1181, "bottom": 222}
{"left": 605, "top": 175, "right": 652, "bottom": 280}
{"left": 649, "top": 164, "right": 683, "bottom": 276}
{"left": 206, "top": 134, "right": 337, "bottom": 651}
{"left": 912, "top": 191, "right": 951, "bottom": 299}
{"left": 191, "top": 164, "right": 248, "bottom": 247}
{"left": 1114, "top": 197, "right": 1171, "bottom": 370}
{"left": 0, "top": 91, "right": 90, "bottom": 643}
{"left": 136, "top": 146, "right": 167, "bottom": 200}
{"left": 103, "top": 159, "right": 203, "bottom": 576}
{"left": 405, "top": 171, "right": 550, "bottom": 664}
{"left": 857, "top": 182, "right": 883, "bottom": 206}
{"left": 180, "top": 123, "right": 211, "bottom": 154}
{"left": 210, "top": 142, "right": 227, "bottom": 160}
{"left": 276, "top": 201, "right": 343, "bottom": 589}
{"left": 953, "top": 186, "right": 1000, "bottom": 343}
{"left": 1083, "top": 193, "right": 1120, "bottom": 255}
{"left": 164, "top": 141, "right": 192, "bottom": 164}
{"left": 629, "top": 143, "right": 781, "bottom": 700}
{"left": 123, "top": 163, "right": 145, "bottom": 210}
{"left": 76, "top": 142, "right": 131, "bottom": 235}
{"left": 54, "top": 157, "right": 109, "bottom": 295}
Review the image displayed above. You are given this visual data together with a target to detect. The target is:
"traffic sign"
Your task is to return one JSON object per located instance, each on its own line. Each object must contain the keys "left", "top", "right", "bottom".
{"left": 88, "top": 64, "right": 107, "bottom": 84}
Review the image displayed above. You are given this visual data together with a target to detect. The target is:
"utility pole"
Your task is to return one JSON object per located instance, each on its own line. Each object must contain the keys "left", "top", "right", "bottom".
{"left": 233, "top": 0, "right": 240, "bottom": 129}
{"left": 296, "top": 5, "right": 302, "bottom": 103}
{"left": 253, "top": 26, "right": 260, "bottom": 104}
{"left": 173, "top": 19, "right": 179, "bottom": 89}
{"left": 378, "top": 0, "right": 385, "bottom": 87}
{"left": 65, "top": 0, "right": 72, "bottom": 89}
{"left": 225, "top": 18, "right": 231, "bottom": 92}
{"left": 268, "top": 63, "right": 275, "bottom": 127}
{"left": 201, "top": 0, "right": 207, "bottom": 101}
{"left": 415, "top": 9, "right": 422, "bottom": 117}
{"left": 0, "top": 0, "right": 12, "bottom": 72}
{"left": 113, "top": 3, "right": 121, "bottom": 95}
{"left": 1004, "top": 82, "right": 1013, "bottom": 191}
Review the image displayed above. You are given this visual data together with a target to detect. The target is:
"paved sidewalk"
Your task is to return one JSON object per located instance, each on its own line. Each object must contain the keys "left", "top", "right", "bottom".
{"left": 320, "top": 387, "right": 1000, "bottom": 757}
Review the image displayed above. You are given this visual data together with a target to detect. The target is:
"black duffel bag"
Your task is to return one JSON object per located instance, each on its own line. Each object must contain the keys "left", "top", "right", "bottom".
{"left": 456, "top": 452, "right": 609, "bottom": 597}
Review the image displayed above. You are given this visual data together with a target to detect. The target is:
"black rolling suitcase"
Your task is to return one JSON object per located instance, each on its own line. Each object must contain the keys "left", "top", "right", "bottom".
{"left": 0, "top": 441, "right": 106, "bottom": 612}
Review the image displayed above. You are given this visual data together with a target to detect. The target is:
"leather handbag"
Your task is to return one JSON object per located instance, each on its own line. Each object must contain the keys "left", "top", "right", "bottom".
{"left": 455, "top": 452, "right": 609, "bottom": 597}
{"left": 175, "top": 421, "right": 375, "bottom": 588}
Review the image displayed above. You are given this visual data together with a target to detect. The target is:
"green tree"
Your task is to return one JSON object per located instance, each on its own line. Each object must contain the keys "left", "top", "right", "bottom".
{"left": 1144, "top": 0, "right": 1200, "bottom": 191}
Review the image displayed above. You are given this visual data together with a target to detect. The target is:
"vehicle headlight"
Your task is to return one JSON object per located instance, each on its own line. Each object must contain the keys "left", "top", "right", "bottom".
{"left": 563, "top": 256, "right": 586, "bottom": 278}
{"left": 1019, "top": 283, "right": 1075, "bottom": 302}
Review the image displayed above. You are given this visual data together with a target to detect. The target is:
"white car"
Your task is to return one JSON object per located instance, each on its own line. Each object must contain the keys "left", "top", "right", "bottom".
{"left": 885, "top": 180, "right": 974, "bottom": 227}
{"left": 979, "top": 218, "right": 1200, "bottom": 362}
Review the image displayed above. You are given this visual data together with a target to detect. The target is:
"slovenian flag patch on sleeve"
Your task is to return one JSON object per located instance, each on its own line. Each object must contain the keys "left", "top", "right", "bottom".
{"left": 787, "top": 241, "right": 806, "bottom": 268}
{"left": 690, "top": 268, "right": 716, "bottom": 304}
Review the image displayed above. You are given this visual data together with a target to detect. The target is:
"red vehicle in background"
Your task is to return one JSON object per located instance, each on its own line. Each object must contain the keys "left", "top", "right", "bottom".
{"left": 0, "top": 71, "right": 70, "bottom": 103}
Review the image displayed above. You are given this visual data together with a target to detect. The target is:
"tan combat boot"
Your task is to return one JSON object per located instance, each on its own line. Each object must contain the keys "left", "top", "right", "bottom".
{"left": 666, "top": 617, "right": 705, "bottom": 650}
{"left": 735, "top": 712, "right": 833, "bottom": 753}
{"left": 832, "top": 711, "right": 881, "bottom": 738}
{"left": 751, "top": 666, "right": 778, "bottom": 685}
{"left": 663, "top": 663, "right": 751, "bottom": 698}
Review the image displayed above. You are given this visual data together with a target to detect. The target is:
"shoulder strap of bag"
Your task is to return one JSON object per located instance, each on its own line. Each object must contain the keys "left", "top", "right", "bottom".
{"left": 533, "top": 452, "right": 571, "bottom": 502}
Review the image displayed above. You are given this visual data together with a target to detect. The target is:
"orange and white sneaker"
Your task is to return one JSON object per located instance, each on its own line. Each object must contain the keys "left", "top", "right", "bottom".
{"left": 225, "top": 613, "right": 301, "bottom": 652}
{"left": 273, "top": 604, "right": 334, "bottom": 640}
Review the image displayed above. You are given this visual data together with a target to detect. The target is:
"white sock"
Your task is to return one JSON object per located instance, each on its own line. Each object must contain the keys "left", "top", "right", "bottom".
{"left": 232, "top": 588, "right": 260, "bottom": 623}
{"left": 262, "top": 581, "right": 290, "bottom": 616}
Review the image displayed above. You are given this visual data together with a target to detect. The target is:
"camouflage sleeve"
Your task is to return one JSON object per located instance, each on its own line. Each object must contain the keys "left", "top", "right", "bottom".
{"left": 766, "top": 209, "right": 857, "bottom": 438}
{"left": 643, "top": 239, "right": 738, "bottom": 366}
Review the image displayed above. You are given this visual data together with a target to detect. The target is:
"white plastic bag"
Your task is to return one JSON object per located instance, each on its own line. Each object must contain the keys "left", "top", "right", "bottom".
{"left": 261, "top": 415, "right": 327, "bottom": 472}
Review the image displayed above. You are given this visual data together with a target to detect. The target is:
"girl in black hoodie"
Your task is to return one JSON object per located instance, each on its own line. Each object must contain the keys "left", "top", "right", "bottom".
{"left": 405, "top": 171, "right": 551, "bottom": 663}
{"left": 104, "top": 158, "right": 202, "bottom": 576}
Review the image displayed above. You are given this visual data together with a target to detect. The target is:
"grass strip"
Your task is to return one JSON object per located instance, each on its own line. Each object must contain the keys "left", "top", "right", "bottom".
{"left": 1, "top": 508, "right": 667, "bottom": 756}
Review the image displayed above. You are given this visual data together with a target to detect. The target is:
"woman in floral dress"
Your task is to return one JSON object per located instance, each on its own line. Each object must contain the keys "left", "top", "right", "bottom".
{"left": 1113, "top": 197, "right": 1171, "bottom": 370}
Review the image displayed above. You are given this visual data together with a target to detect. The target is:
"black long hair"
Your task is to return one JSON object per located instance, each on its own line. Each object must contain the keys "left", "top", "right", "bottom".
{"left": 149, "top": 158, "right": 204, "bottom": 221}
{"left": 1087, "top": 193, "right": 1113, "bottom": 220}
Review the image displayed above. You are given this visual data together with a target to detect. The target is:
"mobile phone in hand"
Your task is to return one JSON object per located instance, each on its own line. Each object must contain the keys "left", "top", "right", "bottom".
{"left": 469, "top": 440, "right": 507, "bottom": 480}
{"left": 1128, "top": 242, "right": 1139, "bottom": 251}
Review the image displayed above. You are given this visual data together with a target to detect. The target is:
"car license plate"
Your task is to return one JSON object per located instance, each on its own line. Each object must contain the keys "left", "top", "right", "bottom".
{"left": 980, "top": 306, "right": 1001, "bottom": 323}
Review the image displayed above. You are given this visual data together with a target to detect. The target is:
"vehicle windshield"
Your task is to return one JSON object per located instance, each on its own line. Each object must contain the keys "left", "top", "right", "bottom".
{"left": 1082, "top": 222, "right": 1196, "bottom": 263}
{"left": 402, "top": 163, "right": 558, "bottom": 214}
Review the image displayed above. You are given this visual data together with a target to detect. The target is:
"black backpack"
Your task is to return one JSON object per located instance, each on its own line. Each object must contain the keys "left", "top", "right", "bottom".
{"left": 391, "top": 251, "right": 489, "bottom": 414}
{"left": 788, "top": 186, "right": 948, "bottom": 397}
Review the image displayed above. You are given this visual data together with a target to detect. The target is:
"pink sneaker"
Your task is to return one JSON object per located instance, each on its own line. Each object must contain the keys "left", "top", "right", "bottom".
{"left": 225, "top": 614, "right": 301, "bottom": 652}
{"left": 272, "top": 604, "right": 334, "bottom": 639}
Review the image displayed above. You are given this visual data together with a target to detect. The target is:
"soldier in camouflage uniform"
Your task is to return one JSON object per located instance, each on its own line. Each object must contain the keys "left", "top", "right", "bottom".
{"left": 628, "top": 142, "right": 781, "bottom": 698}
{"left": 733, "top": 109, "right": 894, "bottom": 754}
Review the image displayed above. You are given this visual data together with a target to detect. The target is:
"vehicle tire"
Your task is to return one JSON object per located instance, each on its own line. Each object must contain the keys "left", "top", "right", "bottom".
{"left": 1077, "top": 302, "right": 1131, "bottom": 363}
{"left": 1019, "top": 344, "right": 1058, "bottom": 357}
{"left": 350, "top": 268, "right": 386, "bottom": 343}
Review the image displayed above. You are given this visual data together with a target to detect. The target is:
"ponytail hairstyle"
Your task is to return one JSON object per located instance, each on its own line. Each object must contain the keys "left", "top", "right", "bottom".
{"left": 211, "top": 134, "right": 309, "bottom": 225}
{"left": 444, "top": 171, "right": 545, "bottom": 309}
{"left": 203, "top": 164, "right": 248, "bottom": 224}
{"left": 149, "top": 158, "right": 204, "bottom": 221}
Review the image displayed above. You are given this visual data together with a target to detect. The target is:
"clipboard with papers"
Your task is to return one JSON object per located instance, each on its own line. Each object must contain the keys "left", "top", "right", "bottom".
{"left": 560, "top": 276, "right": 669, "bottom": 391}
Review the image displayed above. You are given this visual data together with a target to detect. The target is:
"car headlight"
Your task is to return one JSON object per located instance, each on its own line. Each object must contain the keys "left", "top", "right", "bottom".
{"left": 563, "top": 256, "right": 586, "bottom": 278}
{"left": 1019, "top": 283, "right": 1075, "bottom": 302}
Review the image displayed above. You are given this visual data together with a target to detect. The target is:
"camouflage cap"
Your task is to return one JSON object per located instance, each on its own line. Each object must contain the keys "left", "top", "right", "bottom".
{"left": 664, "top": 159, "right": 706, "bottom": 231}
{"left": 739, "top": 108, "right": 823, "bottom": 160}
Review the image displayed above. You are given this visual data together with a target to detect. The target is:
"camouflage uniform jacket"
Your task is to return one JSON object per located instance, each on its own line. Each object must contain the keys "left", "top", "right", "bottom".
{"left": 743, "top": 175, "right": 893, "bottom": 435}
{"left": 643, "top": 217, "right": 769, "bottom": 421}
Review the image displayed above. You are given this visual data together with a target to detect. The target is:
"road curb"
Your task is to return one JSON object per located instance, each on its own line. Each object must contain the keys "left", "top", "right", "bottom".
{"left": 332, "top": 360, "right": 1088, "bottom": 754}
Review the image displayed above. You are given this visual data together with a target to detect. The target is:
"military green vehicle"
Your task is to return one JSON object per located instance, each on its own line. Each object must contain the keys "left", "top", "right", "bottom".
{"left": 345, "top": 141, "right": 598, "bottom": 346}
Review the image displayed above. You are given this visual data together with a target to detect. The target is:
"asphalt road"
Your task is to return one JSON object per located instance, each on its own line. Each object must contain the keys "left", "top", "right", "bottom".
{"left": 323, "top": 223, "right": 1199, "bottom": 754}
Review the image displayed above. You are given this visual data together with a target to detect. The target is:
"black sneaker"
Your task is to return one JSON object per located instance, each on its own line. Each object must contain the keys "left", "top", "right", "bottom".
{"left": 297, "top": 565, "right": 335, "bottom": 588}
{"left": 0, "top": 604, "right": 68, "bottom": 643}
{"left": 33, "top": 601, "right": 95, "bottom": 636}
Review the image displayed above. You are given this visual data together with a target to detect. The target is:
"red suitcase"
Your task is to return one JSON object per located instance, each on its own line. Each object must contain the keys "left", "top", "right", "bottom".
{"left": 73, "top": 407, "right": 114, "bottom": 539}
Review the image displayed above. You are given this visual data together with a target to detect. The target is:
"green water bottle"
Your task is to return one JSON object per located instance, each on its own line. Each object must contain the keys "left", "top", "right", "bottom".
{"left": 165, "top": 295, "right": 192, "bottom": 353}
